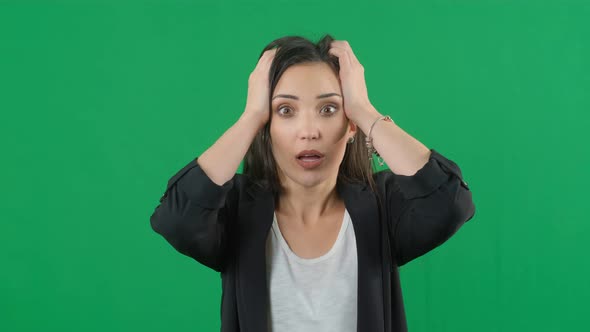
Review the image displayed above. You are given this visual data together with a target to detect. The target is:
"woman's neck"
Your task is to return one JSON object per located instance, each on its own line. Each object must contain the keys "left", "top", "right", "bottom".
{"left": 276, "top": 182, "right": 342, "bottom": 227}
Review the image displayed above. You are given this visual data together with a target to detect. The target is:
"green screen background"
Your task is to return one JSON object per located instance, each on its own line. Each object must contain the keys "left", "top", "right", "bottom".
{"left": 1, "top": 0, "right": 588, "bottom": 331}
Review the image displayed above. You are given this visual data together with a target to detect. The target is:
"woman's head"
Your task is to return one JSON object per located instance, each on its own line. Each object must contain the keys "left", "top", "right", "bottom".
{"left": 243, "top": 34, "right": 376, "bottom": 198}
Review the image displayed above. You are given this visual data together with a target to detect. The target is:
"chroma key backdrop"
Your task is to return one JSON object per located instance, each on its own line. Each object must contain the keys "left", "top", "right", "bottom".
{"left": 1, "top": 1, "right": 588, "bottom": 331}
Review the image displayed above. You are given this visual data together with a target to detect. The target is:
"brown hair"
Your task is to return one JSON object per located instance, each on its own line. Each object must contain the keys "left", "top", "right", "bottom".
{"left": 243, "top": 34, "right": 378, "bottom": 200}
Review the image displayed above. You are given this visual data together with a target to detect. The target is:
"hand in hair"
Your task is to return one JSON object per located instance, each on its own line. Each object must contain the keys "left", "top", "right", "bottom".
{"left": 328, "top": 40, "right": 374, "bottom": 122}
{"left": 244, "top": 47, "right": 278, "bottom": 128}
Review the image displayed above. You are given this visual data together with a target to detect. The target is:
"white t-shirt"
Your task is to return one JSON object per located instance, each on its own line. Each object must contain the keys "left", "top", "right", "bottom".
{"left": 265, "top": 208, "right": 358, "bottom": 331}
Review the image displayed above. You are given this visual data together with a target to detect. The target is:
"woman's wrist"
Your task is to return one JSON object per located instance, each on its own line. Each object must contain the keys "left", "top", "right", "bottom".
{"left": 239, "top": 111, "right": 267, "bottom": 132}
{"left": 350, "top": 105, "right": 383, "bottom": 137}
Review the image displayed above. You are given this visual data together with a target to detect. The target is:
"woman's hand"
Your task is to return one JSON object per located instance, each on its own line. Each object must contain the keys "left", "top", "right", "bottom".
{"left": 243, "top": 48, "right": 278, "bottom": 128}
{"left": 328, "top": 40, "right": 374, "bottom": 122}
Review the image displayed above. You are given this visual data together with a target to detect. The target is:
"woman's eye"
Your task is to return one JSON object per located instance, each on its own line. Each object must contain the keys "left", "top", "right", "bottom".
{"left": 276, "top": 104, "right": 338, "bottom": 116}
{"left": 321, "top": 105, "right": 338, "bottom": 115}
{"left": 277, "top": 106, "right": 292, "bottom": 116}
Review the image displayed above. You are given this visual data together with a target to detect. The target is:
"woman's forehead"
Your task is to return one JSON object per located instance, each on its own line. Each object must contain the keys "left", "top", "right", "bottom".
{"left": 274, "top": 63, "right": 341, "bottom": 101}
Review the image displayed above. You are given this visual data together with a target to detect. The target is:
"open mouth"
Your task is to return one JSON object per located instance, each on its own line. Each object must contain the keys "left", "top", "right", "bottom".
{"left": 295, "top": 150, "right": 325, "bottom": 169}
{"left": 297, "top": 155, "right": 322, "bottom": 161}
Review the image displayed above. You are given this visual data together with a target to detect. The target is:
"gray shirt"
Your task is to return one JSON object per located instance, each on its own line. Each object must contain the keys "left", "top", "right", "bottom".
{"left": 265, "top": 208, "right": 358, "bottom": 331}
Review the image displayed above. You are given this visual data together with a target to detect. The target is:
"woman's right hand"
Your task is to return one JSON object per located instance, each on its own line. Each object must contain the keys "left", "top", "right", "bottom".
{"left": 243, "top": 48, "right": 278, "bottom": 127}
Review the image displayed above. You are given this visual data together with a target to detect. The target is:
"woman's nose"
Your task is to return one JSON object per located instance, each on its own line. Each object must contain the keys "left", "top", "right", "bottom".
{"left": 300, "top": 130, "right": 319, "bottom": 140}
{"left": 297, "top": 114, "right": 320, "bottom": 140}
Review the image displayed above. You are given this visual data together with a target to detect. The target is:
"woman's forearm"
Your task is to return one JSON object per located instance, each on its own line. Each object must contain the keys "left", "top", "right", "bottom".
{"left": 353, "top": 105, "right": 431, "bottom": 176}
{"left": 197, "top": 111, "right": 264, "bottom": 186}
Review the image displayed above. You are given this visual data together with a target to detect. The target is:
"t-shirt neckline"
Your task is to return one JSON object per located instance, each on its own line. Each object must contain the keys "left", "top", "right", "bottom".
{"left": 271, "top": 208, "right": 350, "bottom": 264}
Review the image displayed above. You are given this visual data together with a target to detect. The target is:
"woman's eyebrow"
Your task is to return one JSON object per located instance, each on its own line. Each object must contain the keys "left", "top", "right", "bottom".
{"left": 272, "top": 93, "right": 342, "bottom": 101}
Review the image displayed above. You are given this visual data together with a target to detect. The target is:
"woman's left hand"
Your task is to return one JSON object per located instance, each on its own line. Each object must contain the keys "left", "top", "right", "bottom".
{"left": 328, "top": 40, "right": 374, "bottom": 122}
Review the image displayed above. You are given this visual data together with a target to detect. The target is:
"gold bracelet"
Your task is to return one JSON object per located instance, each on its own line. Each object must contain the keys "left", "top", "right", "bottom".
{"left": 365, "top": 115, "right": 394, "bottom": 166}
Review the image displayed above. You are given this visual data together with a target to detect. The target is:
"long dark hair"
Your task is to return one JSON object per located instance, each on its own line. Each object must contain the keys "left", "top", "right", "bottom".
{"left": 243, "top": 34, "right": 378, "bottom": 200}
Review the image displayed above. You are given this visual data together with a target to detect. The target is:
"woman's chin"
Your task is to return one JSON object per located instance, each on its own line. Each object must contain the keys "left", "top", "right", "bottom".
{"left": 291, "top": 171, "right": 332, "bottom": 189}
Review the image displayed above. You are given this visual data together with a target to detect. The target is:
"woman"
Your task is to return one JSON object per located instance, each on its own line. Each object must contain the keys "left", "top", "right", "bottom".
{"left": 150, "top": 34, "right": 476, "bottom": 332}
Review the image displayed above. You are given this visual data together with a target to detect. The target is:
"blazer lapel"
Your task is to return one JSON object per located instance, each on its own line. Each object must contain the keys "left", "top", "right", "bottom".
{"left": 235, "top": 184, "right": 275, "bottom": 331}
{"left": 337, "top": 179, "right": 385, "bottom": 331}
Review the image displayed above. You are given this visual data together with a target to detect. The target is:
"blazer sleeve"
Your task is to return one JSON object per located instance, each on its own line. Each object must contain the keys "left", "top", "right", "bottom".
{"left": 149, "top": 157, "right": 237, "bottom": 273}
{"left": 376, "top": 148, "right": 476, "bottom": 267}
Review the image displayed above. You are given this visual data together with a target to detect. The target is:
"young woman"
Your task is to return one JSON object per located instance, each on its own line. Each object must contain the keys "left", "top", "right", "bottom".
{"left": 150, "top": 34, "right": 476, "bottom": 332}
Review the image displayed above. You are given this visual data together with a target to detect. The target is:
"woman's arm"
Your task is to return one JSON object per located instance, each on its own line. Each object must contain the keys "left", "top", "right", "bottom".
{"left": 198, "top": 112, "right": 265, "bottom": 186}
{"left": 150, "top": 49, "right": 276, "bottom": 272}
{"left": 329, "top": 40, "right": 474, "bottom": 266}
{"left": 150, "top": 159, "right": 237, "bottom": 272}
{"left": 374, "top": 149, "right": 475, "bottom": 267}
{"left": 352, "top": 105, "right": 432, "bottom": 177}
{"left": 383, "top": 149, "right": 476, "bottom": 266}
{"left": 359, "top": 105, "right": 475, "bottom": 266}
{"left": 150, "top": 112, "right": 264, "bottom": 273}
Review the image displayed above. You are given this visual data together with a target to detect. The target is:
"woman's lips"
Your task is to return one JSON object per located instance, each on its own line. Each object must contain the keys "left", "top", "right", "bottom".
{"left": 295, "top": 155, "right": 325, "bottom": 169}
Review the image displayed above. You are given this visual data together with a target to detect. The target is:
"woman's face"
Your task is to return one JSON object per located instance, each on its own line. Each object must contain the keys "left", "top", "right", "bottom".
{"left": 270, "top": 61, "right": 356, "bottom": 190}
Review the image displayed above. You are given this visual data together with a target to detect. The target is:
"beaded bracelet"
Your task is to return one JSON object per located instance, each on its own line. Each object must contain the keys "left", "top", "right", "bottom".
{"left": 365, "top": 115, "right": 394, "bottom": 166}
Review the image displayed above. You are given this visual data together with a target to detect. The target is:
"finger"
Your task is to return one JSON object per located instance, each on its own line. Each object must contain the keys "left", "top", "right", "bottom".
{"left": 259, "top": 48, "right": 276, "bottom": 63}
{"left": 257, "top": 48, "right": 277, "bottom": 70}
{"left": 328, "top": 45, "right": 352, "bottom": 69}
{"left": 265, "top": 48, "right": 278, "bottom": 56}
{"left": 341, "top": 40, "right": 361, "bottom": 65}
{"left": 328, "top": 44, "right": 349, "bottom": 67}
{"left": 330, "top": 41, "right": 355, "bottom": 66}
{"left": 333, "top": 40, "right": 361, "bottom": 66}
{"left": 263, "top": 48, "right": 278, "bottom": 65}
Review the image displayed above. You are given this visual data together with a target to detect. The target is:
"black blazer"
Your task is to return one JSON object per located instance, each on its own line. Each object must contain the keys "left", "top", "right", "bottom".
{"left": 150, "top": 148, "right": 476, "bottom": 332}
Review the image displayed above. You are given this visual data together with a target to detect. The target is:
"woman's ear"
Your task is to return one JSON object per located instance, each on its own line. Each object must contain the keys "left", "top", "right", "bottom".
{"left": 348, "top": 119, "right": 357, "bottom": 136}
